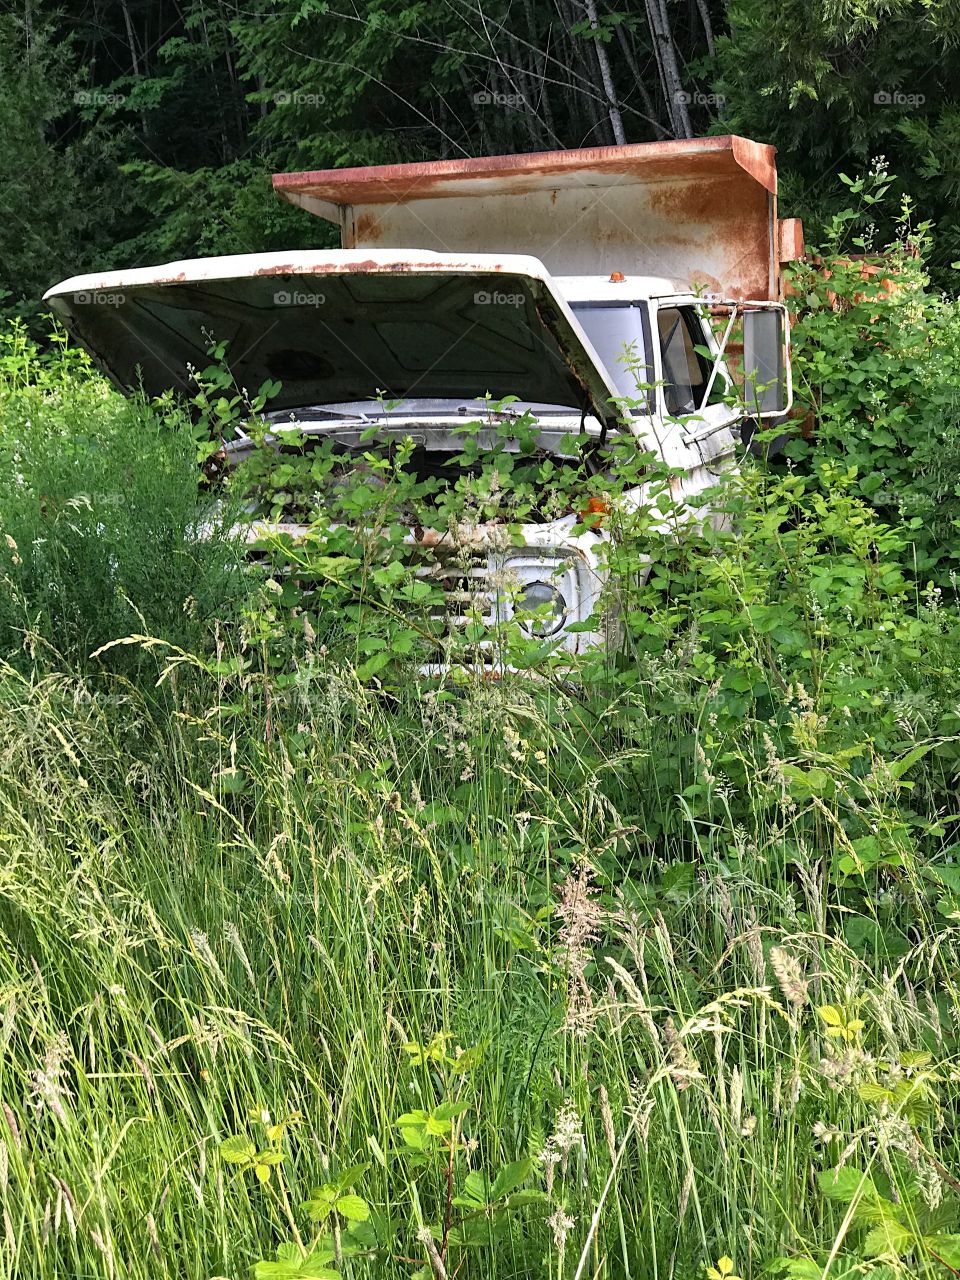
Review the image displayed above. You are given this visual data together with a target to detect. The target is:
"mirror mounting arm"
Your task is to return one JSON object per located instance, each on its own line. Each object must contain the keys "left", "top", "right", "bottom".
{"left": 698, "top": 306, "right": 739, "bottom": 413}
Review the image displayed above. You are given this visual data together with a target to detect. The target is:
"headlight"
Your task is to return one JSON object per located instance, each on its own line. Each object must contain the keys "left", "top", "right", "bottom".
{"left": 516, "top": 580, "right": 568, "bottom": 637}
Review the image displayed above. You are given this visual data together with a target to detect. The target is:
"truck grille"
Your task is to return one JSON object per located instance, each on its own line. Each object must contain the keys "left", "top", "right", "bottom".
{"left": 411, "top": 547, "right": 496, "bottom": 631}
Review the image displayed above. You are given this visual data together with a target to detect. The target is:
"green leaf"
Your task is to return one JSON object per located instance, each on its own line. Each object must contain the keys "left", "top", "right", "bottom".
{"left": 254, "top": 1258, "right": 338, "bottom": 1280}
{"left": 864, "top": 1220, "right": 915, "bottom": 1257}
{"left": 217, "top": 766, "right": 248, "bottom": 794}
{"left": 303, "top": 1185, "right": 338, "bottom": 1221}
{"left": 356, "top": 651, "right": 392, "bottom": 681}
{"left": 454, "top": 1170, "right": 489, "bottom": 1207}
{"left": 346, "top": 1218, "right": 378, "bottom": 1247}
{"left": 782, "top": 763, "right": 835, "bottom": 799}
{"left": 336, "top": 1194, "right": 370, "bottom": 1222}
{"left": 926, "top": 1234, "right": 960, "bottom": 1268}
{"left": 449, "top": 1045, "right": 485, "bottom": 1072}
{"left": 901, "top": 1051, "right": 933, "bottom": 1069}
{"left": 771, "top": 1261, "right": 823, "bottom": 1280}
{"left": 505, "top": 1190, "right": 548, "bottom": 1207}
{"left": 491, "top": 1158, "right": 533, "bottom": 1200}
{"left": 398, "top": 1125, "right": 429, "bottom": 1151}
{"left": 395, "top": 1111, "right": 429, "bottom": 1128}
{"left": 258, "top": 378, "right": 283, "bottom": 402}
{"left": 219, "top": 1136, "right": 256, "bottom": 1164}
{"left": 336, "top": 1162, "right": 369, "bottom": 1190}
{"left": 253, "top": 1244, "right": 335, "bottom": 1274}
{"left": 858, "top": 1083, "right": 894, "bottom": 1105}
{"left": 886, "top": 742, "right": 935, "bottom": 780}
{"left": 817, "top": 1166, "right": 879, "bottom": 1203}
{"left": 432, "top": 1100, "right": 471, "bottom": 1123}
{"left": 816, "top": 1005, "right": 844, "bottom": 1027}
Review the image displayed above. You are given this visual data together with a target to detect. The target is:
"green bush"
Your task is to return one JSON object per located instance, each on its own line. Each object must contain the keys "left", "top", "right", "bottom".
{"left": 784, "top": 168, "right": 960, "bottom": 582}
{"left": 0, "top": 323, "right": 250, "bottom": 671}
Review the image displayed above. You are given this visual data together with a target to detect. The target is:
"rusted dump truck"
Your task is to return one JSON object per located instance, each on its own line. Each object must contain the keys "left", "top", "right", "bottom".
{"left": 44, "top": 136, "right": 802, "bottom": 654}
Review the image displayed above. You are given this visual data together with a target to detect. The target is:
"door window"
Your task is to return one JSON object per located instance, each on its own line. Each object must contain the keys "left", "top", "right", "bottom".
{"left": 657, "top": 306, "right": 713, "bottom": 416}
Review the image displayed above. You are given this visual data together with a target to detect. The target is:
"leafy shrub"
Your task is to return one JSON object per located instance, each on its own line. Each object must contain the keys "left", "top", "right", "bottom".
{"left": 784, "top": 167, "right": 960, "bottom": 582}
{"left": 0, "top": 323, "right": 250, "bottom": 671}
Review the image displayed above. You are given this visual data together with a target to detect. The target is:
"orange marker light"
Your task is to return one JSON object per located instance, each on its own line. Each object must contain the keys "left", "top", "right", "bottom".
{"left": 578, "top": 495, "right": 610, "bottom": 527}
{"left": 609, "top": 271, "right": 626, "bottom": 283}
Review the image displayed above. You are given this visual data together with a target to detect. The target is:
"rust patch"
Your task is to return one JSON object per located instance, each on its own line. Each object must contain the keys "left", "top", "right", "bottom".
{"left": 253, "top": 263, "right": 303, "bottom": 276}
{"left": 644, "top": 176, "right": 773, "bottom": 299}
{"left": 354, "top": 211, "right": 384, "bottom": 243}
{"left": 249, "top": 258, "right": 512, "bottom": 277}
{"left": 272, "top": 135, "right": 776, "bottom": 209}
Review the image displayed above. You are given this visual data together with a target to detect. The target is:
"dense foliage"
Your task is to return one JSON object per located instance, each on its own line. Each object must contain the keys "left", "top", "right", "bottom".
{"left": 4, "top": 204, "right": 960, "bottom": 1279}
{"left": 4, "top": 0, "right": 960, "bottom": 322}
{"left": 0, "top": 323, "right": 248, "bottom": 671}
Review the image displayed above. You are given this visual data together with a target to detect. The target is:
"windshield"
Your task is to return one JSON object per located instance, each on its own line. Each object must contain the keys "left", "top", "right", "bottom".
{"left": 570, "top": 303, "right": 653, "bottom": 409}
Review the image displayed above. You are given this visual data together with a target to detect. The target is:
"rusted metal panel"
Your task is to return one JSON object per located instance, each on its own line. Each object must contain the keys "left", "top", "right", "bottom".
{"left": 42, "top": 248, "right": 549, "bottom": 295}
{"left": 778, "top": 217, "right": 805, "bottom": 264}
{"left": 273, "top": 135, "right": 785, "bottom": 300}
{"left": 273, "top": 135, "right": 777, "bottom": 204}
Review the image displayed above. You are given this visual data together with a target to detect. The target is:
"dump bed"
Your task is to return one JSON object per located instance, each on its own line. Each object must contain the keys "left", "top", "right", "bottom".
{"left": 273, "top": 136, "right": 803, "bottom": 301}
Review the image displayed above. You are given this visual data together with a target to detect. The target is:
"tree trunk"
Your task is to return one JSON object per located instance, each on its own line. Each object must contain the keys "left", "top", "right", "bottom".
{"left": 119, "top": 0, "right": 140, "bottom": 77}
{"left": 522, "top": 0, "right": 559, "bottom": 144}
{"left": 556, "top": 0, "right": 605, "bottom": 145}
{"left": 695, "top": 0, "right": 716, "bottom": 57}
{"left": 582, "top": 0, "right": 626, "bottom": 144}
{"left": 614, "top": 22, "right": 670, "bottom": 137}
{"left": 644, "top": 0, "right": 692, "bottom": 137}
{"left": 642, "top": 0, "right": 677, "bottom": 135}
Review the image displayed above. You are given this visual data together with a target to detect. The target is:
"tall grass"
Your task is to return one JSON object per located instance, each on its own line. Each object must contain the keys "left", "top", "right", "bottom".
{"left": 1, "top": 647, "right": 958, "bottom": 1280}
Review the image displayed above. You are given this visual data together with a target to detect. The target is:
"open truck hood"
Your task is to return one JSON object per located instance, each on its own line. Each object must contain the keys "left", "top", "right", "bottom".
{"left": 42, "top": 250, "right": 620, "bottom": 423}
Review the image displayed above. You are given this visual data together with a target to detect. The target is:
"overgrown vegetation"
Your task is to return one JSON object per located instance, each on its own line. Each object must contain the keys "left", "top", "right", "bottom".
{"left": 0, "top": 323, "right": 248, "bottom": 672}
{"left": 5, "top": 197, "right": 960, "bottom": 1280}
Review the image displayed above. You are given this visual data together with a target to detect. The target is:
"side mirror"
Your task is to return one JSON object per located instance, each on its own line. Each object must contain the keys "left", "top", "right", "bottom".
{"left": 742, "top": 306, "right": 792, "bottom": 418}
